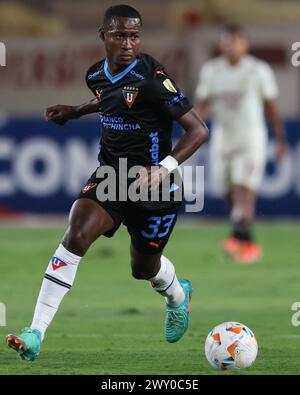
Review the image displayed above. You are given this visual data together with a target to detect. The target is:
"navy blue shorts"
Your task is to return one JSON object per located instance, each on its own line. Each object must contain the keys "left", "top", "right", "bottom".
{"left": 78, "top": 167, "right": 182, "bottom": 254}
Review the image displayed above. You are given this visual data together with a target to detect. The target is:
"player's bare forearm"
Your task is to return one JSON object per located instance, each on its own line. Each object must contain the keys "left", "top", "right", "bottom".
{"left": 171, "top": 108, "right": 209, "bottom": 165}
{"left": 74, "top": 98, "right": 100, "bottom": 117}
{"left": 264, "top": 99, "right": 285, "bottom": 139}
{"left": 134, "top": 109, "right": 208, "bottom": 192}
{"left": 264, "top": 99, "right": 287, "bottom": 160}
{"left": 45, "top": 98, "right": 99, "bottom": 125}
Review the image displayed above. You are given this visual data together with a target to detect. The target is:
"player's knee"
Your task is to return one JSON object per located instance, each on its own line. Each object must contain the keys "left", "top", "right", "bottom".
{"left": 131, "top": 260, "right": 160, "bottom": 280}
{"left": 131, "top": 268, "right": 153, "bottom": 280}
{"left": 62, "top": 229, "right": 91, "bottom": 256}
{"left": 243, "top": 212, "right": 254, "bottom": 224}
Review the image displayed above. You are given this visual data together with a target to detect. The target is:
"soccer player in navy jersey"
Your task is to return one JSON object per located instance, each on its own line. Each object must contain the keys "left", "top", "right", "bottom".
{"left": 6, "top": 4, "right": 208, "bottom": 361}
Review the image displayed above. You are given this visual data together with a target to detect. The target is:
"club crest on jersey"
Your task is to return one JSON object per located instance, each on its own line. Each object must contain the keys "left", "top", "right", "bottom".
{"left": 51, "top": 257, "right": 67, "bottom": 271}
{"left": 122, "top": 86, "right": 139, "bottom": 108}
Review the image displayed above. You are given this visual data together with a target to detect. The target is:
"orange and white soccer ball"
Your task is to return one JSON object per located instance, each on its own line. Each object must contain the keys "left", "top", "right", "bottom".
{"left": 204, "top": 322, "right": 258, "bottom": 370}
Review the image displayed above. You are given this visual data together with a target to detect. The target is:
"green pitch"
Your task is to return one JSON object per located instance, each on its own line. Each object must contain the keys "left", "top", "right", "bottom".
{"left": 1, "top": 221, "right": 300, "bottom": 375}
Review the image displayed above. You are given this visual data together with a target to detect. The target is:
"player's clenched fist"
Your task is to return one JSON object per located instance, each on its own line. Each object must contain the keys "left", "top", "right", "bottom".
{"left": 44, "top": 105, "right": 78, "bottom": 125}
{"left": 134, "top": 165, "right": 169, "bottom": 192}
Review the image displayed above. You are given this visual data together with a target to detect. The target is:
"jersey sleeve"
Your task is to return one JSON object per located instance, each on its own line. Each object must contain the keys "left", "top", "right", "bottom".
{"left": 85, "top": 68, "right": 94, "bottom": 93}
{"left": 194, "top": 62, "right": 213, "bottom": 101}
{"left": 148, "top": 68, "right": 193, "bottom": 120}
{"left": 257, "top": 62, "right": 279, "bottom": 100}
{"left": 85, "top": 62, "right": 102, "bottom": 95}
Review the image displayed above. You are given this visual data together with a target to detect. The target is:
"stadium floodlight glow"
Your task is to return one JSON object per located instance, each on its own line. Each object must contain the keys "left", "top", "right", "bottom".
{"left": 0, "top": 42, "right": 6, "bottom": 66}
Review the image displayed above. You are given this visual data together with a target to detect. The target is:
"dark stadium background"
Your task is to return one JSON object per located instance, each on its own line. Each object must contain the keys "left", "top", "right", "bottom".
{"left": 1, "top": 0, "right": 300, "bottom": 219}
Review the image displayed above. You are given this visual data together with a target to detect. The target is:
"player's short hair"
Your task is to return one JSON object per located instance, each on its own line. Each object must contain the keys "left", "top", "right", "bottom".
{"left": 102, "top": 4, "right": 142, "bottom": 29}
{"left": 222, "top": 24, "right": 247, "bottom": 38}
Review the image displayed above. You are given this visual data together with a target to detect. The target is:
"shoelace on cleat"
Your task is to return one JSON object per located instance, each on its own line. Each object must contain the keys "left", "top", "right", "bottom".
{"left": 21, "top": 327, "right": 33, "bottom": 333}
{"left": 166, "top": 310, "right": 188, "bottom": 329}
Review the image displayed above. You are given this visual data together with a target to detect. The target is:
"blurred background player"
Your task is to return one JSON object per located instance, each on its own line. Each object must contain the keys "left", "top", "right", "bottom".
{"left": 195, "top": 24, "right": 287, "bottom": 264}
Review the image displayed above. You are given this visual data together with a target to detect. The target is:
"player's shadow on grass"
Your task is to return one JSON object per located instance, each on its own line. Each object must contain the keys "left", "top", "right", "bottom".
{"left": 119, "top": 307, "right": 142, "bottom": 315}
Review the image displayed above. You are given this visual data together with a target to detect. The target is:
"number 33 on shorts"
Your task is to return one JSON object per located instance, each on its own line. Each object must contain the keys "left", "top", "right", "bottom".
{"left": 141, "top": 214, "right": 176, "bottom": 239}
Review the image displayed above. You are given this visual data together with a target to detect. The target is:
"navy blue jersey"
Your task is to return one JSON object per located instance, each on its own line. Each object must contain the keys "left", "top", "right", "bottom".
{"left": 86, "top": 53, "right": 193, "bottom": 170}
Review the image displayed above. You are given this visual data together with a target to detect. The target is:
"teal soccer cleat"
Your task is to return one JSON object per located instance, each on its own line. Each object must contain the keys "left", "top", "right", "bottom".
{"left": 6, "top": 327, "right": 42, "bottom": 361}
{"left": 165, "top": 279, "right": 193, "bottom": 343}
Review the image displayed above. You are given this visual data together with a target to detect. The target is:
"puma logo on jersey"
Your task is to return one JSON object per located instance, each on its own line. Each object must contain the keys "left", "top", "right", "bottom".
{"left": 95, "top": 89, "right": 103, "bottom": 101}
{"left": 149, "top": 240, "right": 162, "bottom": 249}
{"left": 156, "top": 69, "right": 167, "bottom": 77}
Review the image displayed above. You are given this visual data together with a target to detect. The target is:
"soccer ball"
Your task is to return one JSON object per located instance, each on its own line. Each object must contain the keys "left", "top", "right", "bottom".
{"left": 204, "top": 322, "right": 258, "bottom": 370}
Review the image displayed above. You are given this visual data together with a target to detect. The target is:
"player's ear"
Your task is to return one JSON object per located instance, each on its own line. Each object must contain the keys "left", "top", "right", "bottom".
{"left": 99, "top": 27, "right": 105, "bottom": 41}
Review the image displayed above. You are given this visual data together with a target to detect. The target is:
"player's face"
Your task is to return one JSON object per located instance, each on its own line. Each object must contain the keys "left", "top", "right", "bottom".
{"left": 102, "top": 16, "right": 141, "bottom": 68}
{"left": 219, "top": 32, "right": 248, "bottom": 63}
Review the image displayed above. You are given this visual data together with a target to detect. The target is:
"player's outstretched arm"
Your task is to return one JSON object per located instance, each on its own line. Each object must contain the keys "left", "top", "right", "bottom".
{"left": 171, "top": 108, "right": 209, "bottom": 165}
{"left": 264, "top": 99, "right": 288, "bottom": 160}
{"left": 44, "top": 98, "right": 99, "bottom": 125}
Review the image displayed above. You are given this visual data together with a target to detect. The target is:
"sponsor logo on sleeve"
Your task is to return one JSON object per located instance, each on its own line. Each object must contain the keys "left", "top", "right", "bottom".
{"left": 163, "top": 79, "right": 177, "bottom": 93}
{"left": 88, "top": 70, "right": 100, "bottom": 79}
{"left": 130, "top": 69, "right": 145, "bottom": 80}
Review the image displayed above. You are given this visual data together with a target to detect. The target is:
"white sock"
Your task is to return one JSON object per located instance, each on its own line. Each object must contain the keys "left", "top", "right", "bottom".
{"left": 149, "top": 255, "right": 185, "bottom": 307}
{"left": 30, "top": 244, "right": 81, "bottom": 341}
